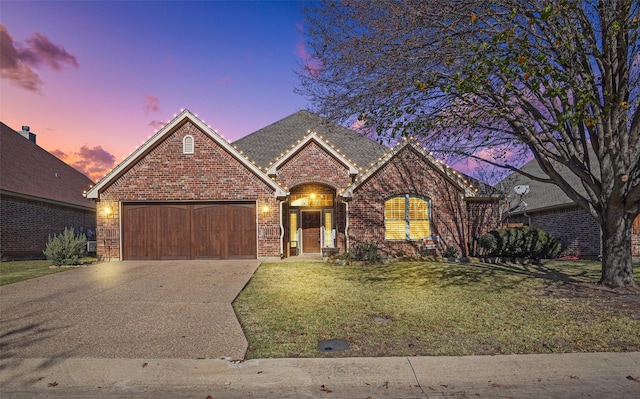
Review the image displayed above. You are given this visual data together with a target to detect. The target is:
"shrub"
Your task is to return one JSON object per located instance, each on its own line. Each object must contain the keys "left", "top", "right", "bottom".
{"left": 351, "top": 240, "right": 381, "bottom": 263}
{"left": 442, "top": 246, "right": 460, "bottom": 258}
{"left": 43, "top": 227, "right": 87, "bottom": 266}
{"left": 481, "top": 226, "right": 561, "bottom": 260}
{"left": 478, "top": 233, "right": 497, "bottom": 255}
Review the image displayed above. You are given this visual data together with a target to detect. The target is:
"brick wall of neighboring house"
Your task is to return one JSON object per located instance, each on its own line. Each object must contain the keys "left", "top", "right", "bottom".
{"left": 348, "top": 146, "right": 496, "bottom": 257}
{"left": 274, "top": 141, "right": 354, "bottom": 190}
{"left": 632, "top": 215, "right": 640, "bottom": 261}
{"left": 1, "top": 194, "right": 96, "bottom": 259}
{"left": 507, "top": 208, "right": 640, "bottom": 260}
{"left": 507, "top": 206, "right": 602, "bottom": 258}
{"left": 95, "top": 121, "right": 281, "bottom": 259}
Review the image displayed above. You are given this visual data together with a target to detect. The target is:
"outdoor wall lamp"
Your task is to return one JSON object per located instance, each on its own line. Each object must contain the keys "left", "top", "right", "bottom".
{"left": 102, "top": 204, "right": 113, "bottom": 217}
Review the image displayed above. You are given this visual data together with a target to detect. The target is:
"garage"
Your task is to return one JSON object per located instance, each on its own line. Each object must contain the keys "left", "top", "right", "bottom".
{"left": 122, "top": 202, "right": 257, "bottom": 260}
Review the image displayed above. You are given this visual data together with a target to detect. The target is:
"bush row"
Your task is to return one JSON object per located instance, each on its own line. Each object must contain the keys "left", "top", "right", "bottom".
{"left": 479, "top": 226, "right": 561, "bottom": 260}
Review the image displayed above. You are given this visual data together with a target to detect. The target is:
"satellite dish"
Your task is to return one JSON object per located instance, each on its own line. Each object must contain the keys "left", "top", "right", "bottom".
{"left": 514, "top": 185, "right": 530, "bottom": 195}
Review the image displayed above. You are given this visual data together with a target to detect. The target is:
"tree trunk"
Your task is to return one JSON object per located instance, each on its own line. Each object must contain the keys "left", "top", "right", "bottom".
{"left": 599, "top": 209, "right": 636, "bottom": 288}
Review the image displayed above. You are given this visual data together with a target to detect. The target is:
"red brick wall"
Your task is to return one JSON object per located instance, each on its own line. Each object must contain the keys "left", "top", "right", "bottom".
{"left": 1, "top": 194, "right": 96, "bottom": 259}
{"left": 506, "top": 207, "right": 640, "bottom": 260}
{"left": 348, "top": 146, "right": 497, "bottom": 257}
{"left": 95, "top": 121, "right": 281, "bottom": 259}
{"left": 274, "top": 141, "right": 354, "bottom": 190}
{"left": 506, "top": 206, "right": 601, "bottom": 258}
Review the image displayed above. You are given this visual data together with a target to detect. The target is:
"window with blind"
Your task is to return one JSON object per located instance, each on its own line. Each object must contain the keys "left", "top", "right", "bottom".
{"left": 384, "top": 195, "right": 431, "bottom": 240}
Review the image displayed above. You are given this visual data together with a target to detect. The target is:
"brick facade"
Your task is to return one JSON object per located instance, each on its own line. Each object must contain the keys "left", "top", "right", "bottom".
{"left": 88, "top": 112, "right": 499, "bottom": 261}
{"left": 95, "top": 121, "right": 282, "bottom": 259}
{"left": 506, "top": 206, "right": 602, "bottom": 258}
{"left": 348, "top": 146, "right": 498, "bottom": 257}
{"left": 1, "top": 194, "right": 96, "bottom": 259}
{"left": 273, "top": 141, "right": 354, "bottom": 190}
{"left": 507, "top": 207, "right": 640, "bottom": 260}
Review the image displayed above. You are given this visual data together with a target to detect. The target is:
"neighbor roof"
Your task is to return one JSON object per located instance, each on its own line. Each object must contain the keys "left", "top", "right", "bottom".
{"left": 497, "top": 147, "right": 599, "bottom": 213}
{"left": 0, "top": 122, "right": 95, "bottom": 210}
{"left": 234, "top": 110, "right": 388, "bottom": 170}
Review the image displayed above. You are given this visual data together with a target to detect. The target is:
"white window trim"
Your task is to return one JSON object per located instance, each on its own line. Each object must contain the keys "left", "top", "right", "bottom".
{"left": 183, "top": 135, "right": 194, "bottom": 154}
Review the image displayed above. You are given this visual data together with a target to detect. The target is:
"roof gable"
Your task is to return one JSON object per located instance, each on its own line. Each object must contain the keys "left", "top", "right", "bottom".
{"left": 266, "top": 132, "right": 359, "bottom": 176}
{"left": 0, "top": 122, "right": 95, "bottom": 210}
{"left": 342, "top": 138, "right": 481, "bottom": 198}
{"left": 86, "top": 110, "right": 286, "bottom": 199}
{"left": 234, "top": 110, "right": 388, "bottom": 170}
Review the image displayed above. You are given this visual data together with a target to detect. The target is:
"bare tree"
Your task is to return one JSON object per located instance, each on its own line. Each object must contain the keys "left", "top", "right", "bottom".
{"left": 297, "top": 0, "right": 640, "bottom": 287}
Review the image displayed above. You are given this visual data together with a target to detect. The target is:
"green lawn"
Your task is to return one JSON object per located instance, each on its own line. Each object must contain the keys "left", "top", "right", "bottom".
{"left": 0, "top": 258, "right": 96, "bottom": 286}
{"left": 233, "top": 260, "right": 640, "bottom": 358}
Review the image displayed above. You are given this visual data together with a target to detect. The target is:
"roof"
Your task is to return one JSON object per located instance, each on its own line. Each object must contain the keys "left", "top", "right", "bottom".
{"left": 343, "top": 138, "right": 484, "bottom": 199}
{"left": 234, "top": 110, "right": 388, "bottom": 170}
{"left": 496, "top": 148, "right": 599, "bottom": 213}
{"left": 86, "top": 110, "right": 287, "bottom": 199}
{"left": 0, "top": 122, "right": 95, "bottom": 210}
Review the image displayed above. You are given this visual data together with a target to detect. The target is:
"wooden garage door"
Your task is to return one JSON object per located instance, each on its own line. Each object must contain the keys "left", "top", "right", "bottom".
{"left": 122, "top": 202, "right": 256, "bottom": 260}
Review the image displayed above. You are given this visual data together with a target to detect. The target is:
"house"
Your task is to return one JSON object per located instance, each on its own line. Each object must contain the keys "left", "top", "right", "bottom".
{"left": 498, "top": 155, "right": 640, "bottom": 260}
{"left": 86, "top": 110, "right": 499, "bottom": 260}
{"left": 0, "top": 122, "right": 96, "bottom": 259}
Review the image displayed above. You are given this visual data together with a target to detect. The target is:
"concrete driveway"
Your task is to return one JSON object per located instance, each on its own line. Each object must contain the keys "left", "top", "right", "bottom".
{"left": 0, "top": 260, "right": 261, "bottom": 360}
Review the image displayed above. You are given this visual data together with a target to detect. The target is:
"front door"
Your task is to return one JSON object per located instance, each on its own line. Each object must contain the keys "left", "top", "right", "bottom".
{"left": 301, "top": 210, "right": 321, "bottom": 253}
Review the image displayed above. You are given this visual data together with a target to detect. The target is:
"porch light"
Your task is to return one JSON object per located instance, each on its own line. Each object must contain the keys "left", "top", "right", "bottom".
{"left": 262, "top": 204, "right": 270, "bottom": 213}
{"left": 102, "top": 204, "right": 113, "bottom": 217}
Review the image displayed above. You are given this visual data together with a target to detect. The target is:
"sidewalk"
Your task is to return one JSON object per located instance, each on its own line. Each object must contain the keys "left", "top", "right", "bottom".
{"left": 2, "top": 352, "right": 639, "bottom": 398}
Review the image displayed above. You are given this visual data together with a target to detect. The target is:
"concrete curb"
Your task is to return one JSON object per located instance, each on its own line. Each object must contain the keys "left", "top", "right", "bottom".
{"left": 2, "top": 352, "right": 639, "bottom": 398}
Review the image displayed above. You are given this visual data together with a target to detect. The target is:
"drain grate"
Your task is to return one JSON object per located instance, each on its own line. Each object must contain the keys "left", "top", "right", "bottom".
{"left": 318, "top": 338, "right": 349, "bottom": 352}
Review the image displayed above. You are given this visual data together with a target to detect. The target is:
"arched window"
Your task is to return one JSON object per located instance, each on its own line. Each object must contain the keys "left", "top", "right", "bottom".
{"left": 384, "top": 195, "right": 431, "bottom": 240}
{"left": 183, "top": 135, "right": 194, "bottom": 154}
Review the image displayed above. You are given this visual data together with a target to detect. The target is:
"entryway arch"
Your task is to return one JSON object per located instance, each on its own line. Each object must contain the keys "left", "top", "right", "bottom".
{"left": 286, "top": 183, "right": 337, "bottom": 256}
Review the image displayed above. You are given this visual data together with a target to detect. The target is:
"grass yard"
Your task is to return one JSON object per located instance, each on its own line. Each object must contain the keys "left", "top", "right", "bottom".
{"left": 0, "top": 258, "right": 96, "bottom": 286}
{"left": 233, "top": 260, "right": 640, "bottom": 359}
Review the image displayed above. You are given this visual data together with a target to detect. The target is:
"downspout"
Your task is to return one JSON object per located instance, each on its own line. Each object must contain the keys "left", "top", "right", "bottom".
{"left": 345, "top": 202, "right": 349, "bottom": 252}
{"left": 523, "top": 210, "right": 532, "bottom": 227}
{"left": 279, "top": 199, "right": 284, "bottom": 258}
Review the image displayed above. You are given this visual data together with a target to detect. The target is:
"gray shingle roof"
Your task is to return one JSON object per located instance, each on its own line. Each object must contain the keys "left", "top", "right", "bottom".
{"left": 497, "top": 147, "right": 599, "bottom": 213}
{"left": 233, "top": 110, "right": 388, "bottom": 170}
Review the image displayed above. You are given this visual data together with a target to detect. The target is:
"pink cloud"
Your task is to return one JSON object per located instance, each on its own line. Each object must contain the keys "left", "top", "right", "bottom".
{"left": 148, "top": 120, "right": 166, "bottom": 131}
{"left": 143, "top": 94, "right": 160, "bottom": 114}
{"left": 0, "top": 24, "right": 78, "bottom": 92}
{"left": 53, "top": 145, "right": 116, "bottom": 182}
{"left": 295, "top": 24, "right": 322, "bottom": 77}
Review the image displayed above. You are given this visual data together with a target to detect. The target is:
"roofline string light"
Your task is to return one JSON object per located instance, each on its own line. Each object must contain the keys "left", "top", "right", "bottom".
{"left": 344, "top": 136, "right": 479, "bottom": 195}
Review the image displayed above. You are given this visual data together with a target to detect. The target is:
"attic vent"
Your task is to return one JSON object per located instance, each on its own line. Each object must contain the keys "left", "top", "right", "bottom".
{"left": 183, "top": 135, "right": 194, "bottom": 154}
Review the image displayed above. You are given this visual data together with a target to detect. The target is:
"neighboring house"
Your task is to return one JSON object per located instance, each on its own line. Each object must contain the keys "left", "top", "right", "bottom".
{"left": 498, "top": 155, "right": 640, "bottom": 260}
{"left": 86, "top": 110, "right": 499, "bottom": 261}
{"left": 0, "top": 122, "right": 96, "bottom": 259}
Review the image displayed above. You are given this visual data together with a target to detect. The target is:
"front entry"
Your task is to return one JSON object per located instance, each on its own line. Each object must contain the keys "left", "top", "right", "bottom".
{"left": 301, "top": 210, "right": 321, "bottom": 254}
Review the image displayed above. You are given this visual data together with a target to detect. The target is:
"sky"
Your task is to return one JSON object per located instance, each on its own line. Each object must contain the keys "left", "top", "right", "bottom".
{"left": 1, "top": 0, "right": 314, "bottom": 182}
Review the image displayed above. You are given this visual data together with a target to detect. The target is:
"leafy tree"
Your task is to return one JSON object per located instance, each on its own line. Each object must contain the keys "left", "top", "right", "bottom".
{"left": 298, "top": 0, "right": 640, "bottom": 287}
